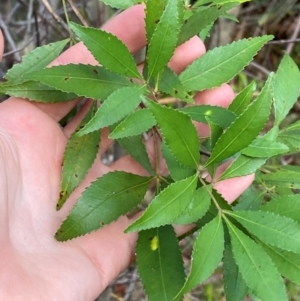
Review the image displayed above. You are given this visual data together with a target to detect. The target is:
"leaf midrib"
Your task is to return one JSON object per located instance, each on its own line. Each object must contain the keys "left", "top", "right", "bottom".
{"left": 181, "top": 39, "right": 265, "bottom": 85}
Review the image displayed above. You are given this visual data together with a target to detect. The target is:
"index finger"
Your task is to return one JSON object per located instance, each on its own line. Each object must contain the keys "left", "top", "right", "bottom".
{"left": 30, "top": 5, "right": 147, "bottom": 122}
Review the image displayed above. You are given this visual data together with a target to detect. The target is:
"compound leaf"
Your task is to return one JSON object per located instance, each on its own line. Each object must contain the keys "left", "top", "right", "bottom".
{"left": 206, "top": 117, "right": 223, "bottom": 149}
{"left": 147, "top": 100, "right": 200, "bottom": 168}
{"left": 180, "top": 105, "right": 236, "bottom": 128}
{"left": 206, "top": 73, "right": 273, "bottom": 166}
{"left": 234, "top": 187, "right": 264, "bottom": 211}
{"left": 0, "top": 81, "right": 76, "bottom": 102}
{"left": 227, "top": 221, "right": 288, "bottom": 301}
{"left": 262, "top": 169, "right": 300, "bottom": 189}
{"left": 278, "top": 120, "right": 300, "bottom": 152}
{"left": 145, "top": 0, "right": 168, "bottom": 43}
{"left": 274, "top": 54, "right": 300, "bottom": 126}
{"left": 147, "top": 0, "right": 181, "bottom": 79}
{"left": 109, "top": 109, "right": 156, "bottom": 139}
{"left": 126, "top": 174, "right": 198, "bottom": 232}
{"left": 117, "top": 135, "right": 154, "bottom": 175}
{"left": 70, "top": 22, "right": 141, "bottom": 79}
{"left": 137, "top": 226, "right": 185, "bottom": 301}
{"left": 179, "top": 36, "right": 273, "bottom": 92}
{"left": 56, "top": 171, "right": 152, "bottom": 241}
{"left": 229, "top": 210, "right": 300, "bottom": 254}
{"left": 218, "top": 155, "right": 266, "bottom": 181}
{"left": 223, "top": 243, "right": 248, "bottom": 301}
{"left": 24, "top": 64, "right": 132, "bottom": 100}
{"left": 260, "top": 240, "right": 300, "bottom": 286}
{"left": 173, "top": 186, "right": 211, "bottom": 225}
{"left": 241, "top": 137, "right": 289, "bottom": 158}
{"left": 260, "top": 195, "right": 300, "bottom": 222}
{"left": 79, "top": 85, "right": 145, "bottom": 135}
{"left": 5, "top": 39, "right": 69, "bottom": 84}
{"left": 177, "top": 214, "right": 224, "bottom": 296}
{"left": 57, "top": 103, "right": 100, "bottom": 210}
{"left": 228, "top": 81, "right": 256, "bottom": 115}
{"left": 162, "top": 142, "right": 196, "bottom": 181}
{"left": 158, "top": 67, "right": 193, "bottom": 102}
{"left": 177, "top": 6, "right": 220, "bottom": 46}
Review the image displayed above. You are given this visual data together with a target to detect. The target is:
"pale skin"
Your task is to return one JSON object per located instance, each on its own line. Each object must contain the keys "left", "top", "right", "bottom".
{"left": 0, "top": 5, "right": 253, "bottom": 301}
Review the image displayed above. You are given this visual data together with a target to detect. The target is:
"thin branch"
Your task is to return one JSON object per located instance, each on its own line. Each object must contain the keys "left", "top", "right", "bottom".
{"left": 249, "top": 61, "right": 271, "bottom": 76}
{"left": 2, "top": 34, "right": 36, "bottom": 58}
{"left": 67, "top": 0, "right": 89, "bottom": 27}
{"left": 267, "top": 38, "right": 300, "bottom": 45}
{"left": 286, "top": 15, "right": 300, "bottom": 54}
{"left": 40, "top": 0, "right": 69, "bottom": 31}
{"left": 0, "top": 14, "right": 21, "bottom": 61}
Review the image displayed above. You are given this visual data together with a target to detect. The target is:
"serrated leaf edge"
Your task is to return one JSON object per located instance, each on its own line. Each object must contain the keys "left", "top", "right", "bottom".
{"left": 180, "top": 35, "right": 273, "bottom": 92}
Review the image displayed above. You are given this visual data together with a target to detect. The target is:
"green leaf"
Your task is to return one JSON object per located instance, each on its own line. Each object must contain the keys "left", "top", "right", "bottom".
{"left": 147, "top": 0, "right": 181, "bottom": 79}
{"left": 158, "top": 67, "right": 193, "bottom": 103}
{"left": 79, "top": 85, "right": 145, "bottom": 135}
{"left": 274, "top": 54, "right": 300, "bottom": 126}
{"left": 234, "top": 187, "right": 264, "bottom": 211}
{"left": 173, "top": 186, "right": 211, "bottom": 225}
{"left": 280, "top": 119, "right": 300, "bottom": 131}
{"left": 24, "top": 64, "right": 132, "bottom": 100}
{"left": 126, "top": 173, "right": 198, "bottom": 232}
{"left": 179, "top": 105, "right": 236, "bottom": 128}
{"left": 109, "top": 109, "right": 156, "bottom": 139}
{"left": 0, "top": 81, "right": 77, "bottom": 102}
{"left": 5, "top": 39, "right": 69, "bottom": 84}
{"left": 146, "top": 100, "right": 200, "bottom": 168}
{"left": 195, "top": 201, "right": 218, "bottom": 229}
{"left": 223, "top": 243, "right": 248, "bottom": 301}
{"left": 162, "top": 142, "right": 196, "bottom": 181}
{"left": 177, "top": 6, "right": 220, "bottom": 46}
{"left": 145, "top": 0, "right": 167, "bottom": 43}
{"left": 218, "top": 155, "right": 266, "bottom": 181}
{"left": 262, "top": 169, "right": 300, "bottom": 189}
{"left": 177, "top": 214, "right": 224, "bottom": 296}
{"left": 57, "top": 103, "right": 100, "bottom": 210}
{"left": 260, "top": 195, "right": 300, "bottom": 222}
{"left": 136, "top": 226, "right": 185, "bottom": 301}
{"left": 70, "top": 22, "right": 141, "bottom": 79}
{"left": 206, "top": 117, "right": 223, "bottom": 150}
{"left": 228, "top": 210, "right": 300, "bottom": 254}
{"left": 228, "top": 81, "right": 256, "bottom": 115}
{"left": 56, "top": 171, "right": 152, "bottom": 241}
{"left": 117, "top": 135, "right": 154, "bottom": 176}
{"left": 179, "top": 36, "right": 273, "bottom": 92}
{"left": 99, "top": 0, "right": 142, "bottom": 9}
{"left": 278, "top": 120, "right": 300, "bottom": 152}
{"left": 227, "top": 221, "right": 288, "bottom": 301}
{"left": 241, "top": 137, "right": 289, "bottom": 158}
{"left": 199, "top": 21, "right": 214, "bottom": 42}
{"left": 259, "top": 240, "right": 300, "bottom": 286}
{"left": 205, "top": 74, "right": 273, "bottom": 166}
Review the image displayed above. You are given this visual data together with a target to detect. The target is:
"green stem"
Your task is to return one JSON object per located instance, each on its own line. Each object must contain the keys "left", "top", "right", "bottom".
{"left": 62, "top": 0, "right": 74, "bottom": 44}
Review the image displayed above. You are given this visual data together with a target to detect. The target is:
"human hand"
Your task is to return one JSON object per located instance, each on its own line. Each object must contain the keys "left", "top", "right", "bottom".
{"left": 0, "top": 5, "right": 253, "bottom": 301}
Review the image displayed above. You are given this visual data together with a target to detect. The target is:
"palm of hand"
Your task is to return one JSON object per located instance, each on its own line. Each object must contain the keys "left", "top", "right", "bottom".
{"left": 0, "top": 98, "right": 136, "bottom": 300}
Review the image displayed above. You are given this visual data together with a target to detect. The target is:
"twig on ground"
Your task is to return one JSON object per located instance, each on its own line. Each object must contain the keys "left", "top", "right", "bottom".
{"left": 123, "top": 268, "right": 139, "bottom": 301}
{"left": 286, "top": 15, "right": 300, "bottom": 54}
{"left": 268, "top": 38, "right": 300, "bottom": 45}
{"left": 40, "top": 0, "right": 69, "bottom": 31}
{"left": 0, "top": 14, "right": 21, "bottom": 61}
{"left": 249, "top": 61, "right": 271, "bottom": 76}
{"left": 67, "top": 0, "right": 88, "bottom": 27}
